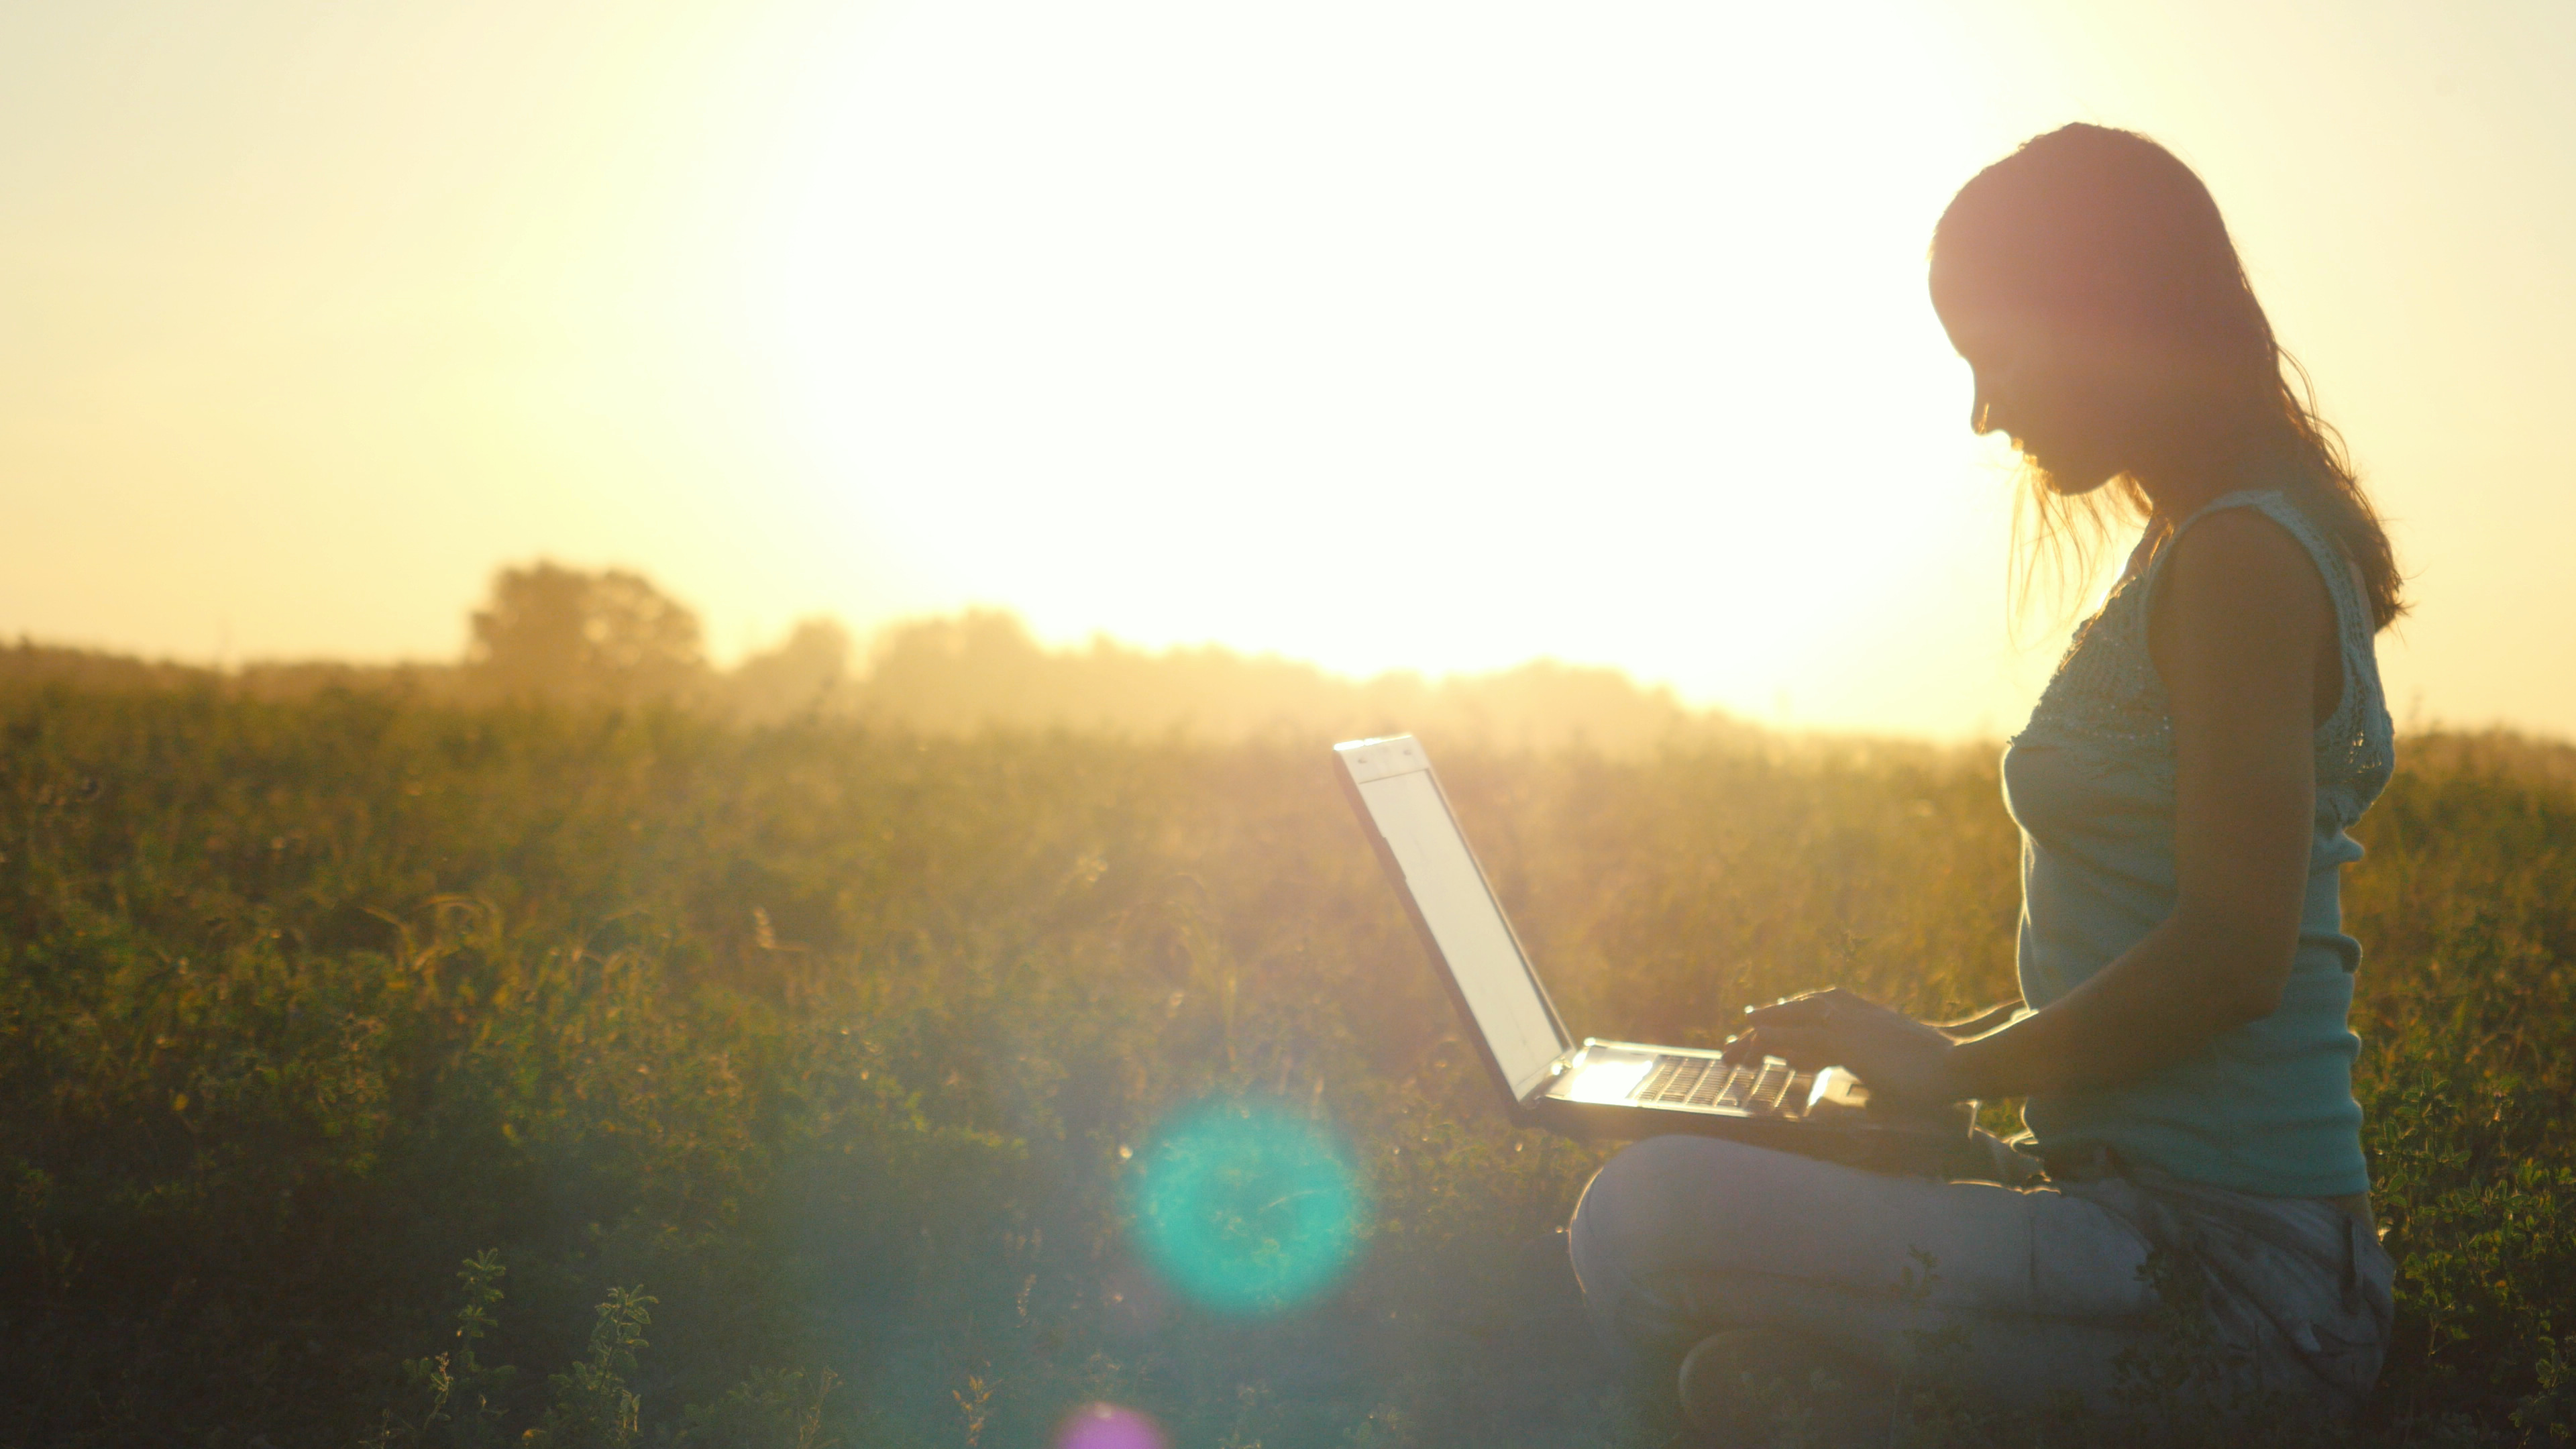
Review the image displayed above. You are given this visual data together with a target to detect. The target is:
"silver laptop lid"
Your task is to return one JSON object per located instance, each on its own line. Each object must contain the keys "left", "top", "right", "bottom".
{"left": 1335, "top": 736, "right": 1572, "bottom": 1103}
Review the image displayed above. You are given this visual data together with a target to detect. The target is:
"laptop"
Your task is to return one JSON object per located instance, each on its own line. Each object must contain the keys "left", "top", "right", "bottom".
{"left": 1334, "top": 734, "right": 1971, "bottom": 1175}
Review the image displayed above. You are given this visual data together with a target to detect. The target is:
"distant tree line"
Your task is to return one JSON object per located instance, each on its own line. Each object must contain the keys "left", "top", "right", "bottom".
{"left": 3, "top": 561, "right": 1750, "bottom": 753}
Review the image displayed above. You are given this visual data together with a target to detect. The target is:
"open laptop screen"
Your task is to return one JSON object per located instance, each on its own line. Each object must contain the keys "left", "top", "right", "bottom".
{"left": 1338, "top": 738, "right": 1570, "bottom": 1102}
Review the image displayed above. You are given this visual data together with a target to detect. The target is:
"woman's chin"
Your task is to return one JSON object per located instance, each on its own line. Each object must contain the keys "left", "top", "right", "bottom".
{"left": 2029, "top": 458, "right": 2119, "bottom": 498}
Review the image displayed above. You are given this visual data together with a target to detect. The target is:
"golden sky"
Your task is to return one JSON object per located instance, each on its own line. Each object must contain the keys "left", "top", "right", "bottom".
{"left": 5, "top": 0, "right": 2570, "bottom": 738}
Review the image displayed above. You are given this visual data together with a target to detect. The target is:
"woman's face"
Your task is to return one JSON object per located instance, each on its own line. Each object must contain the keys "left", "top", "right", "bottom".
{"left": 1933, "top": 294, "right": 2144, "bottom": 496}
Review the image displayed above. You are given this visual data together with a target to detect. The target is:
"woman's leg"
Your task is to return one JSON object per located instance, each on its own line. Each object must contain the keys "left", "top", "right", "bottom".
{"left": 1566, "top": 1134, "right": 2163, "bottom": 1415}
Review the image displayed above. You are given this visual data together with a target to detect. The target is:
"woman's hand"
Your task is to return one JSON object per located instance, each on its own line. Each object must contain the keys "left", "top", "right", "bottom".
{"left": 1721, "top": 987, "right": 1968, "bottom": 1106}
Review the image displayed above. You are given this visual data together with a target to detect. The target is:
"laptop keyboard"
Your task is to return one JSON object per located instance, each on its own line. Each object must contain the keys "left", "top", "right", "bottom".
{"left": 1635, "top": 1055, "right": 1811, "bottom": 1116}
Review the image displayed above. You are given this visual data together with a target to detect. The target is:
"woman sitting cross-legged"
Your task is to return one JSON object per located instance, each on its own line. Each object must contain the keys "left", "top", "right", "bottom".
{"left": 1567, "top": 123, "right": 2404, "bottom": 1439}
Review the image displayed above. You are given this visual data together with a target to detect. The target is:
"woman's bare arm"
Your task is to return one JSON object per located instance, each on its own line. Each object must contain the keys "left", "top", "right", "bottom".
{"left": 1937, "top": 1000, "right": 2027, "bottom": 1038}
{"left": 1941, "top": 508, "right": 2328, "bottom": 1097}
{"left": 1729, "top": 508, "right": 2332, "bottom": 1102}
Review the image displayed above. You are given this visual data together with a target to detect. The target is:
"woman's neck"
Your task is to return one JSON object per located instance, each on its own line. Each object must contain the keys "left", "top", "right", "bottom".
{"left": 2130, "top": 420, "right": 2294, "bottom": 527}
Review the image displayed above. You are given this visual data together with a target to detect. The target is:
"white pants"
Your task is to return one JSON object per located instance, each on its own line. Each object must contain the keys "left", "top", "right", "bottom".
{"left": 1565, "top": 1134, "right": 2392, "bottom": 1421}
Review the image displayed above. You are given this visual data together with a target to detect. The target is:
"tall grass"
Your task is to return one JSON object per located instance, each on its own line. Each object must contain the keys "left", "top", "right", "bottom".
{"left": 1, "top": 682, "right": 2568, "bottom": 1444}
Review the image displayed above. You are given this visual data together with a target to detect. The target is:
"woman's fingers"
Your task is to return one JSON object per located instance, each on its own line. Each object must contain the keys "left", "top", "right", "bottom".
{"left": 1739, "top": 993, "right": 1842, "bottom": 1028}
{"left": 1726, "top": 990, "right": 1909, "bottom": 1069}
{"left": 1721, "top": 1024, "right": 1838, "bottom": 1070}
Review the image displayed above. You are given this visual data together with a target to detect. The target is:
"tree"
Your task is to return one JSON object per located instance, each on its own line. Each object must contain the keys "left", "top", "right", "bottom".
{"left": 466, "top": 562, "right": 708, "bottom": 703}
{"left": 724, "top": 618, "right": 853, "bottom": 724}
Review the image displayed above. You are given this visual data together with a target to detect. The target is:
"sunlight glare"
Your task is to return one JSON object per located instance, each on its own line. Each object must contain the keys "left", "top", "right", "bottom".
{"left": 1559, "top": 1048, "right": 1656, "bottom": 1105}
{"left": 725, "top": 0, "right": 2015, "bottom": 724}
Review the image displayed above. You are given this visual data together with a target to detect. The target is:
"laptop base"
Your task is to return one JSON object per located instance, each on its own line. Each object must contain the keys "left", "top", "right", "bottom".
{"left": 1525, "top": 1039, "right": 1973, "bottom": 1178}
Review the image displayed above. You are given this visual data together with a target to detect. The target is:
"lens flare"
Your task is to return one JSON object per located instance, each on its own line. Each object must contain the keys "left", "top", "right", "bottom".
{"left": 1129, "top": 1102, "right": 1366, "bottom": 1316}
{"left": 1055, "top": 1401, "right": 1167, "bottom": 1449}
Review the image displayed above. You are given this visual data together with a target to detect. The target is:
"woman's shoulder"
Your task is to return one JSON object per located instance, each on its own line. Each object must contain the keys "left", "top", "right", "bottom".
{"left": 2149, "top": 502, "right": 2334, "bottom": 675}
{"left": 2155, "top": 498, "right": 2326, "bottom": 601}
{"left": 2151, "top": 488, "right": 2368, "bottom": 639}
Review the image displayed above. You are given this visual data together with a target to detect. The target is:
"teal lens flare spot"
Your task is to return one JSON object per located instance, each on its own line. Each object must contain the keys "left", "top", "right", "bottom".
{"left": 1130, "top": 1102, "right": 1366, "bottom": 1316}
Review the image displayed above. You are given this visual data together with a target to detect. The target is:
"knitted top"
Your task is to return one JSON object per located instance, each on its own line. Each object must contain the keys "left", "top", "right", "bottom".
{"left": 2001, "top": 487, "right": 2394, "bottom": 1197}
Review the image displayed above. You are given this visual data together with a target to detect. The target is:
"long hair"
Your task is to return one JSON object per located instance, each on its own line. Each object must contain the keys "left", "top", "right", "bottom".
{"left": 1931, "top": 124, "right": 2405, "bottom": 632}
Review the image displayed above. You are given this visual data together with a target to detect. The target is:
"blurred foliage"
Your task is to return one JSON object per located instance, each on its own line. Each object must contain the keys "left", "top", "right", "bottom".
{"left": 849, "top": 608, "right": 1734, "bottom": 754}
{"left": 0, "top": 667, "right": 2569, "bottom": 1445}
{"left": 466, "top": 564, "right": 708, "bottom": 707}
{"left": 5, "top": 563, "right": 1744, "bottom": 751}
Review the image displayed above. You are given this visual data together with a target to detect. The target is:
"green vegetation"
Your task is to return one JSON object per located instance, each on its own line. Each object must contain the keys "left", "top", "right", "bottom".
{"left": 1, "top": 670, "right": 2570, "bottom": 1445}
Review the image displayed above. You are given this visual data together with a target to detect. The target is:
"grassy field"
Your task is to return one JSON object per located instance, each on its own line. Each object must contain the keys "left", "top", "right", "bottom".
{"left": 2, "top": 679, "right": 2571, "bottom": 1446}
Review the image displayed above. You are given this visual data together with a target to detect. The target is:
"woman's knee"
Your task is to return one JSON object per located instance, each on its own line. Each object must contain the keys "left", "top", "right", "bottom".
{"left": 1568, "top": 1136, "right": 1829, "bottom": 1366}
{"left": 1568, "top": 1134, "right": 1785, "bottom": 1283}
{"left": 1570, "top": 1135, "right": 1690, "bottom": 1252}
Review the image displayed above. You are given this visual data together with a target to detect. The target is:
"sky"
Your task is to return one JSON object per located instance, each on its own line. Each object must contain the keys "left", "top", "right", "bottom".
{"left": 3, "top": 0, "right": 2569, "bottom": 739}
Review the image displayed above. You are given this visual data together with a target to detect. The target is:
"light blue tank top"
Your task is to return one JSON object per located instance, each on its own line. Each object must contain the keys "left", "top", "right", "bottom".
{"left": 2001, "top": 487, "right": 2394, "bottom": 1198}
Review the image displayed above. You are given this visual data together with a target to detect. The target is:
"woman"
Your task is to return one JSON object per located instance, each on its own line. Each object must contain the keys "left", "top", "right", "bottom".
{"left": 1566, "top": 124, "right": 2403, "bottom": 1436}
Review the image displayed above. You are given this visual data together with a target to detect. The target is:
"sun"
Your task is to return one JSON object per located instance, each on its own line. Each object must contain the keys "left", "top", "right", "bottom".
{"left": 714, "top": 0, "right": 2027, "bottom": 727}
